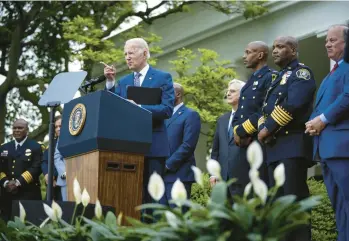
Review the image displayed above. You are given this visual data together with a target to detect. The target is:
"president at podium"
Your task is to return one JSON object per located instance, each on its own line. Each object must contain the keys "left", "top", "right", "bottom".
{"left": 103, "top": 38, "right": 175, "bottom": 221}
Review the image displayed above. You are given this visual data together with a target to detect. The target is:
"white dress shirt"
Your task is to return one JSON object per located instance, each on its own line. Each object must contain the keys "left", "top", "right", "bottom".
{"left": 173, "top": 102, "right": 184, "bottom": 115}
{"left": 228, "top": 109, "right": 235, "bottom": 131}
{"left": 106, "top": 64, "right": 150, "bottom": 90}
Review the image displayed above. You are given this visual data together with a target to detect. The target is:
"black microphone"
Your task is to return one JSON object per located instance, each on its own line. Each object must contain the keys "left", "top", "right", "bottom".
{"left": 87, "top": 75, "right": 106, "bottom": 85}
{"left": 344, "top": 26, "right": 349, "bottom": 63}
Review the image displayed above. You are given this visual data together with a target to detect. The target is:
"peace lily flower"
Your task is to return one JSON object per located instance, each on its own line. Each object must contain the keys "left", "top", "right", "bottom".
{"left": 165, "top": 211, "right": 180, "bottom": 228}
{"left": 274, "top": 163, "right": 286, "bottom": 187}
{"left": 252, "top": 178, "right": 268, "bottom": 204}
{"left": 73, "top": 178, "right": 82, "bottom": 204}
{"left": 171, "top": 179, "right": 187, "bottom": 204}
{"left": 247, "top": 141, "right": 263, "bottom": 170}
{"left": 147, "top": 172, "right": 165, "bottom": 201}
{"left": 81, "top": 188, "right": 91, "bottom": 207}
{"left": 43, "top": 200, "right": 63, "bottom": 222}
{"left": 95, "top": 199, "right": 102, "bottom": 220}
{"left": 243, "top": 182, "right": 252, "bottom": 198}
{"left": 117, "top": 212, "right": 123, "bottom": 226}
{"left": 191, "top": 166, "right": 203, "bottom": 187}
{"left": 19, "top": 202, "right": 26, "bottom": 223}
{"left": 206, "top": 159, "right": 222, "bottom": 180}
{"left": 249, "top": 168, "right": 259, "bottom": 183}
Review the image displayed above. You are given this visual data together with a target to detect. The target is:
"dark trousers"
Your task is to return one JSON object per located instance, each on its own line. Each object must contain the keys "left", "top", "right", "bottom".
{"left": 160, "top": 182, "right": 192, "bottom": 212}
{"left": 142, "top": 157, "right": 165, "bottom": 223}
{"left": 268, "top": 158, "right": 310, "bottom": 241}
{"left": 321, "top": 159, "right": 349, "bottom": 241}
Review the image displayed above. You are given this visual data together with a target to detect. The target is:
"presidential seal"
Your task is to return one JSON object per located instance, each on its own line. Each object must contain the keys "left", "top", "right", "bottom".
{"left": 69, "top": 103, "right": 87, "bottom": 136}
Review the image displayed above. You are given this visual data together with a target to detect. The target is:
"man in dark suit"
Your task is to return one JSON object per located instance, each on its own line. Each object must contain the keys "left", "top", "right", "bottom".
{"left": 306, "top": 25, "right": 349, "bottom": 241}
{"left": 210, "top": 79, "right": 245, "bottom": 196}
{"left": 41, "top": 115, "right": 61, "bottom": 201}
{"left": 233, "top": 41, "right": 276, "bottom": 189}
{"left": 258, "top": 36, "right": 316, "bottom": 241}
{"left": 103, "top": 38, "right": 174, "bottom": 221}
{"left": 0, "top": 119, "right": 42, "bottom": 221}
{"left": 160, "top": 83, "right": 201, "bottom": 209}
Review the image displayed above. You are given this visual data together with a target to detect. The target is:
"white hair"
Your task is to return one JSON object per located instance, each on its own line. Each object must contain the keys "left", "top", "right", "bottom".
{"left": 228, "top": 79, "right": 245, "bottom": 91}
{"left": 125, "top": 38, "right": 151, "bottom": 59}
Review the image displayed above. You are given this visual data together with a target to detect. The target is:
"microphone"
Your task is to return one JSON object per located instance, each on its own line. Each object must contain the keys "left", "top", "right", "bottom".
{"left": 86, "top": 75, "right": 106, "bottom": 85}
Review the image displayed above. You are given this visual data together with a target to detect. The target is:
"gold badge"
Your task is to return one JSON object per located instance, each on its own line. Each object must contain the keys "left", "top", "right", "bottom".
{"left": 271, "top": 74, "right": 278, "bottom": 82}
{"left": 296, "top": 69, "right": 310, "bottom": 80}
{"left": 25, "top": 149, "right": 32, "bottom": 156}
{"left": 69, "top": 103, "right": 87, "bottom": 136}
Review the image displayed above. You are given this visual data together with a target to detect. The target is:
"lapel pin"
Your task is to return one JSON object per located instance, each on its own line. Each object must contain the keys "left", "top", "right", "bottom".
{"left": 178, "top": 112, "right": 182, "bottom": 115}
{"left": 149, "top": 77, "right": 152, "bottom": 80}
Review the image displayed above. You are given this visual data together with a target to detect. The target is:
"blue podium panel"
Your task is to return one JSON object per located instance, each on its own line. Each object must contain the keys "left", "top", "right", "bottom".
{"left": 59, "top": 90, "right": 152, "bottom": 158}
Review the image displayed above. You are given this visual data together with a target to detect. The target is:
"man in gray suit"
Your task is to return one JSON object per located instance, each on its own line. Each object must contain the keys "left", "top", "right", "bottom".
{"left": 210, "top": 79, "right": 245, "bottom": 196}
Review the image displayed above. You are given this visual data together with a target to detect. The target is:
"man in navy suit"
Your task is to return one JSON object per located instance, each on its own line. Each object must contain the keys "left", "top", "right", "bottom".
{"left": 103, "top": 38, "right": 174, "bottom": 220}
{"left": 210, "top": 79, "right": 245, "bottom": 196}
{"left": 306, "top": 25, "right": 349, "bottom": 241}
{"left": 160, "top": 83, "right": 201, "bottom": 209}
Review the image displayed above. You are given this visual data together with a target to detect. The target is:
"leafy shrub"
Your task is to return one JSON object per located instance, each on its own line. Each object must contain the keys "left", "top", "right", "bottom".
{"left": 190, "top": 173, "right": 211, "bottom": 206}
{"left": 308, "top": 178, "right": 337, "bottom": 241}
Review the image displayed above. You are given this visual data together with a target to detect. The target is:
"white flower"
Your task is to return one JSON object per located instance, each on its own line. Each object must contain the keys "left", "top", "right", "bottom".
{"left": 191, "top": 166, "right": 203, "bottom": 187}
{"left": 247, "top": 141, "right": 263, "bottom": 170}
{"left": 274, "top": 163, "right": 286, "bottom": 187}
{"left": 81, "top": 188, "right": 90, "bottom": 207}
{"left": 171, "top": 179, "right": 187, "bottom": 204}
{"left": 95, "top": 199, "right": 102, "bottom": 220}
{"left": 117, "top": 212, "right": 123, "bottom": 226}
{"left": 249, "top": 168, "right": 259, "bottom": 183}
{"left": 252, "top": 178, "right": 268, "bottom": 204}
{"left": 165, "top": 211, "right": 180, "bottom": 228}
{"left": 206, "top": 159, "right": 222, "bottom": 180}
{"left": 19, "top": 202, "right": 26, "bottom": 223}
{"left": 43, "top": 200, "right": 62, "bottom": 222}
{"left": 73, "top": 178, "right": 82, "bottom": 204}
{"left": 147, "top": 172, "right": 165, "bottom": 201}
{"left": 243, "top": 182, "right": 252, "bottom": 198}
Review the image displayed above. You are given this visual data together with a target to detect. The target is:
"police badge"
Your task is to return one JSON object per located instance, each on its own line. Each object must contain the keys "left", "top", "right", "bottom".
{"left": 69, "top": 103, "right": 87, "bottom": 136}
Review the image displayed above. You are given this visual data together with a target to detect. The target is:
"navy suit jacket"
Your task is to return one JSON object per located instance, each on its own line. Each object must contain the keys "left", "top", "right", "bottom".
{"left": 164, "top": 105, "right": 201, "bottom": 183}
{"left": 311, "top": 62, "right": 349, "bottom": 160}
{"left": 211, "top": 112, "right": 249, "bottom": 184}
{"left": 113, "top": 66, "right": 175, "bottom": 157}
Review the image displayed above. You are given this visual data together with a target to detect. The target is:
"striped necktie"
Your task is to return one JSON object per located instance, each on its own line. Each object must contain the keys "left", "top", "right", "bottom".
{"left": 134, "top": 72, "right": 142, "bottom": 86}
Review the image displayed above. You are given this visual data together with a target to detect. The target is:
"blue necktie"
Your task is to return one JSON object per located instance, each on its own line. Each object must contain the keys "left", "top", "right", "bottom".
{"left": 134, "top": 72, "right": 142, "bottom": 86}
{"left": 228, "top": 112, "right": 234, "bottom": 139}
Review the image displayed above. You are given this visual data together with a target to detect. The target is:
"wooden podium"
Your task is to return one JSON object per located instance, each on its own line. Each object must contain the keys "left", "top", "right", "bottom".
{"left": 58, "top": 90, "right": 152, "bottom": 220}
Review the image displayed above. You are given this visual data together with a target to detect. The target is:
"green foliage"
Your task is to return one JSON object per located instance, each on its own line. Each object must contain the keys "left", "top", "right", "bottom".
{"left": 170, "top": 48, "right": 236, "bottom": 148}
{"left": 308, "top": 178, "right": 337, "bottom": 241}
{"left": 190, "top": 173, "right": 211, "bottom": 206}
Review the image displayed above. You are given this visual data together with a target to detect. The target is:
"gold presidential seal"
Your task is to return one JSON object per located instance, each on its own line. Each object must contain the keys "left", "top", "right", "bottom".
{"left": 69, "top": 103, "right": 86, "bottom": 136}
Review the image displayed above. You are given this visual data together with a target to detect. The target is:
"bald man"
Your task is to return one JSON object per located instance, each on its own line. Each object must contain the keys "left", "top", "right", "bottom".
{"left": 306, "top": 25, "right": 349, "bottom": 241}
{"left": 258, "top": 36, "right": 316, "bottom": 241}
{"left": 232, "top": 41, "right": 276, "bottom": 194}
{"left": 0, "top": 119, "right": 43, "bottom": 221}
{"left": 160, "top": 83, "right": 201, "bottom": 210}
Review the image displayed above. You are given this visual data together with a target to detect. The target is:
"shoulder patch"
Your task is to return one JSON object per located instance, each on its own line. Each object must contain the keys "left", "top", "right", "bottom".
{"left": 296, "top": 68, "right": 311, "bottom": 80}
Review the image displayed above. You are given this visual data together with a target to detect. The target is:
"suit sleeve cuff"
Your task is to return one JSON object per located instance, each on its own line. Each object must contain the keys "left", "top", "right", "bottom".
{"left": 320, "top": 114, "right": 329, "bottom": 124}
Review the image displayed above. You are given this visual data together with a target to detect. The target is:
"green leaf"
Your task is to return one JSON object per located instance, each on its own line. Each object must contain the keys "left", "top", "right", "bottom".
{"left": 210, "top": 182, "right": 227, "bottom": 205}
{"left": 105, "top": 211, "right": 117, "bottom": 229}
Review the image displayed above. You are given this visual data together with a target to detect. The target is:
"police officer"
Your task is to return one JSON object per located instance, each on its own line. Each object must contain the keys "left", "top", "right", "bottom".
{"left": 0, "top": 119, "right": 42, "bottom": 221}
{"left": 232, "top": 41, "right": 276, "bottom": 190}
{"left": 258, "top": 36, "right": 316, "bottom": 241}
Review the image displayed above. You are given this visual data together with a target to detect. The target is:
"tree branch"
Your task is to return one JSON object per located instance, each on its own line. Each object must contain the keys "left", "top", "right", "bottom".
{"left": 18, "top": 87, "right": 49, "bottom": 141}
